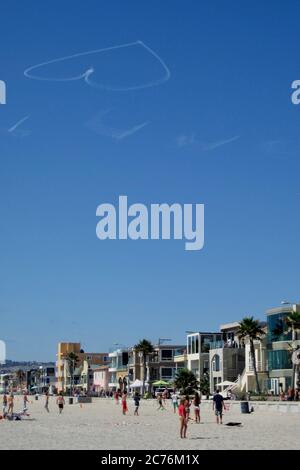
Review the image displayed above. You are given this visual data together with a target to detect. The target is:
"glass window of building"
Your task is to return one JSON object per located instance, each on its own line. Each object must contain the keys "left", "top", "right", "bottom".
{"left": 212, "top": 354, "right": 220, "bottom": 372}
{"left": 161, "top": 349, "right": 173, "bottom": 361}
{"left": 188, "top": 336, "right": 192, "bottom": 354}
{"left": 268, "top": 350, "right": 292, "bottom": 370}
{"left": 201, "top": 335, "right": 213, "bottom": 353}
{"left": 161, "top": 367, "right": 173, "bottom": 379}
{"left": 188, "top": 335, "right": 199, "bottom": 354}
{"left": 267, "top": 313, "right": 292, "bottom": 342}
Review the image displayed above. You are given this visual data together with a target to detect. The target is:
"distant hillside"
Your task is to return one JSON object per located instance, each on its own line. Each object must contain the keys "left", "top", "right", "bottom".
{"left": 0, "top": 360, "right": 55, "bottom": 373}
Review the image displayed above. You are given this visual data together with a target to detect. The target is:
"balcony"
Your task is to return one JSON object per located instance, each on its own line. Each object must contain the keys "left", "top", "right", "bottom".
{"left": 209, "top": 340, "right": 241, "bottom": 350}
{"left": 247, "top": 361, "right": 268, "bottom": 373}
{"left": 174, "top": 353, "right": 187, "bottom": 363}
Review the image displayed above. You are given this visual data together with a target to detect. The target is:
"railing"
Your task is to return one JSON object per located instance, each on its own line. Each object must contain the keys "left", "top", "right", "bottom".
{"left": 209, "top": 341, "right": 242, "bottom": 349}
{"left": 174, "top": 349, "right": 186, "bottom": 356}
{"left": 248, "top": 361, "right": 268, "bottom": 372}
{"left": 109, "top": 363, "right": 128, "bottom": 371}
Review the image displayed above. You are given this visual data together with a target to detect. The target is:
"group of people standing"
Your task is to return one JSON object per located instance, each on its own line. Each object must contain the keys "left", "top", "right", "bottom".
{"left": 173, "top": 389, "right": 225, "bottom": 438}
{"left": 114, "top": 390, "right": 141, "bottom": 416}
{"left": 1, "top": 390, "right": 67, "bottom": 418}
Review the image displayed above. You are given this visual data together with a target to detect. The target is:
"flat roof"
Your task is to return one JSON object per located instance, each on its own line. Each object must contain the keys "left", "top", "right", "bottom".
{"left": 220, "top": 322, "right": 240, "bottom": 330}
{"left": 187, "top": 332, "right": 221, "bottom": 336}
{"left": 266, "top": 305, "right": 300, "bottom": 316}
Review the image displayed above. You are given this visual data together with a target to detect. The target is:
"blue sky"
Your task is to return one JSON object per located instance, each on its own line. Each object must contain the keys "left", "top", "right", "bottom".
{"left": 1, "top": 1, "right": 300, "bottom": 360}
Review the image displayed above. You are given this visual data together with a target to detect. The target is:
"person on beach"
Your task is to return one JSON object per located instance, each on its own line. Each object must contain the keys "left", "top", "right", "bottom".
{"left": 2, "top": 393, "right": 8, "bottom": 417}
{"left": 133, "top": 392, "right": 140, "bottom": 416}
{"left": 178, "top": 399, "right": 188, "bottom": 438}
{"left": 56, "top": 392, "right": 65, "bottom": 414}
{"left": 213, "top": 389, "right": 225, "bottom": 424}
{"left": 114, "top": 390, "right": 119, "bottom": 404}
{"left": 45, "top": 391, "right": 50, "bottom": 412}
{"left": 121, "top": 391, "right": 128, "bottom": 415}
{"left": 193, "top": 392, "right": 201, "bottom": 423}
{"left": 184, "top": 395, "right": 191, "bottom": 421}
{"left": 171, "top": 392, "right": 178, "bottom": 413}
{"left": 157, "top": 393, "right": 165, "bottom": 410}
{"left": 162, "top": 388, "right": 168, "bottom": 404}
{"left": 23, "top": 392, "right": 29, "bottom": 411}
{"left": 7, "top": 393, "right": 14, "bottom": 415}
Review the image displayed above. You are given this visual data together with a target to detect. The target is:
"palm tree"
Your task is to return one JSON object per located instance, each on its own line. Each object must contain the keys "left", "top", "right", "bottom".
{"left": 285, "top": 311, "right": 300, "bottom": 389}
{"left": 237, "top": 317, "right": 265, "bottom": 394}
{"left": 199, "top": 372, "right": 210, "bottom": 398}
{"left": 174, "top": 368, "right": 198, "bottom": 395}
{"left": 33, "top": 368, "right": 42, "bottom": 393}
{"left": 134, "top": 339, "right": 154, "bottom": 395}
{"left": 66, "top": 352, "right": 79, "bottom": 396}
{"left": 16, "top": 369, "right": 25, "bottom": 391}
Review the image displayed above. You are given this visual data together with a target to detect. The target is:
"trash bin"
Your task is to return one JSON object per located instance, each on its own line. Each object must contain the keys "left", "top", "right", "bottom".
{"left": 240, "top": 401, "right": 250, "bottom": 413}
{"left": 68, "top": 397, "right": 73, "bottom": 405}
{"left": 35, "top": 395, "right": 38, "bottom": 401}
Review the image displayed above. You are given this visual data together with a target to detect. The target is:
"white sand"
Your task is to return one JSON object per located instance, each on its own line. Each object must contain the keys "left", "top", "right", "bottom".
{"left": 0, "top": 396, "right": 299, "bottom": 450}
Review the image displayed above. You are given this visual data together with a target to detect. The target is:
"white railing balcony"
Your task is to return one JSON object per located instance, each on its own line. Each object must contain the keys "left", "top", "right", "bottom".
{"left": 248, "top": 361, "right": 268, "bottom": 372}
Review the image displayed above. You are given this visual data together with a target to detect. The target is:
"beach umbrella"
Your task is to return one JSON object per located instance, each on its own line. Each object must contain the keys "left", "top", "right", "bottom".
{"left": 152, "top": 380, "right": 170, "bottom": 387}
{"left": 217, "top": 381, "right": 237, "bottom": 387}
{"left": 130, "top": 379, "right": 143, "bottom": 388}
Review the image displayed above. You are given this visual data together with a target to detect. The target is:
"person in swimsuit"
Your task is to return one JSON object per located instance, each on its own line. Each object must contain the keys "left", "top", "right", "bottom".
{"left": 7, "top": 393, "right": 14, "bottom": 415}
{"left": 133, "top": 392, "right": 140, "bottom": 416}
{"left": 2, "top": 393, "right": 7, "bottom": 417}
{"left": 171, "top": 392, "right": 178, "bottom": 413}
{"left": 193, "top": 392, "right": 201, "bottom": 423}
{"left": 184, "top": 395, "right": 190, "bottom": 421}
{"left": 178, "top": 399, "right": 188, "bottom": 438}
{"left": 121, "top": 391, "right": 128, "bottom": 415}
{"left": 45, "top": 391, "right": 50, "bottom": 412}
{"left": 157, "top": 393, "right": 165, "bottom": 410}
{"left": 56, "top": 392, "right": 65, "bottom": 414}
{"left": 23, "top": 392, "right": 29, "bottom": 411}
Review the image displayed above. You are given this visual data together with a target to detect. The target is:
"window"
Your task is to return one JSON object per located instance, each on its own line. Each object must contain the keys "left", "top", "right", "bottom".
{"left": 201, "top": 335, "right": 213, "bottom": 353}
{"left": 212, "top": 354, "right": 220, "bottom": 372}
{"left": 268, "top": 350, "right": 292, "bottom": 370}
{"left": 161, "top": 349, "right": 173, "bottom": 361}
{"left": 188, "top": 336, "right": 192, "bottom": 354}
{"left": 161, "top": 368, "right": 173, "bottom": 379}
{"left": 188, "top": 335, "right": 199, "bottom": 354}
{"left": 267, "top": 313, "right": 292, "bottom": 342}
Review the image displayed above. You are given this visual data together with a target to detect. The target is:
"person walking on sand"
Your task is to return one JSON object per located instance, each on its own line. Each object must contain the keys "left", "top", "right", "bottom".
{"left": 114, "top": 390, "right": 119, "bottom": 405}
{"left": 134, "top": 392, "right": 140, "bottom": 416}
{"left": 193, "top": 392, "right": 201, "bottom": 423}
{"left": 7, "top": 393, "right": 14, "bottom": 415}
{"left": 2, "top": 393, "right": 8, "bottom": 417}
{"left": 121, "top": 391, "right": 128, "bottom": 415}
{"left": 157, "top": 393, "right": 165, "bottom": 410}
{"left": 178, "top": 399, "right": 188, "bottom": 438}
{"left": 45, "top": 391, "right": 50, "bottom": 412}
{"left": 56, "top": 392, "right": 65, "bottom": 414}
{"left": 184, "top": 395, "right": 191, "bottom": 421}
{"left": 171, "top": 392, "right": 178, "bottom": 413}
{"left": 213, "top": 389, "right": 225, "bottom": 424}
{"left": 23, "top": 391, "right": 29, "bottom": 411}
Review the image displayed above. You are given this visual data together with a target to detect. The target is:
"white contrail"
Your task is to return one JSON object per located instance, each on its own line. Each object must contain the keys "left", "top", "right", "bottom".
{"left": 86, "top": 109, "right": 149, "bottom": 140}
{"left": 116, "top": 121, "right": 149, "bottom": 140}
{"left": 204, "top": 135, "right": 240, "bottom": 151}
{"left": 24, "top": 40, "right": 171, "bottom": 91}
{"left": 8, "top": 115, "right": 30, "bottom": 133}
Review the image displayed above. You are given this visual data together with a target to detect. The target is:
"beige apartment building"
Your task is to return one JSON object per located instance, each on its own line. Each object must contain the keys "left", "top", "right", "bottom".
{"left": 56, "top": 342, "right": 108, "bottom": 393}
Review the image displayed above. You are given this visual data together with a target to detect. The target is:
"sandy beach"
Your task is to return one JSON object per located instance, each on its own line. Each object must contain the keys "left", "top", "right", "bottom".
{"left": 0, "top": 396, "right": 299, "bottom": 450}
